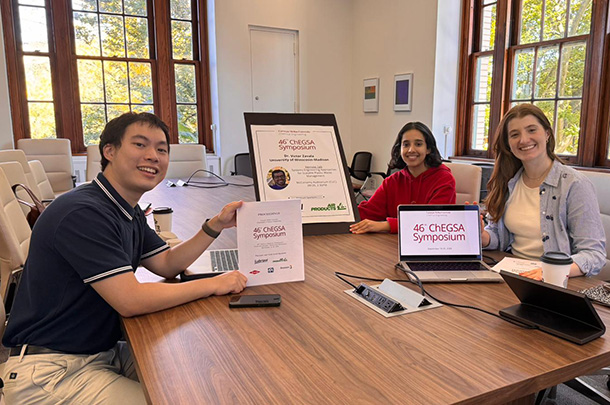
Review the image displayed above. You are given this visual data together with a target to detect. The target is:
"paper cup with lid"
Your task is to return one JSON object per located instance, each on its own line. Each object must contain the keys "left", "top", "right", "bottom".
{"left": 153, "top": 207, "right": 173, "bottom": 233}
{"left": 541, "top": 251, "right": 572, "bottom": 288}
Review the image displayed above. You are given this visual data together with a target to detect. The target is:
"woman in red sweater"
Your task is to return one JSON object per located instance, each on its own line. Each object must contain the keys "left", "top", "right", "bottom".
{"left": 350, "top": 122, "right": 456, "bottom": 234}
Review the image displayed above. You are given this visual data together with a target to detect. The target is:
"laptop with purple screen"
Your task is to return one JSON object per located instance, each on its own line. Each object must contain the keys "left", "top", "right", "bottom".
{"left": 397, "top": 204, "right": 502, "bottom": 282}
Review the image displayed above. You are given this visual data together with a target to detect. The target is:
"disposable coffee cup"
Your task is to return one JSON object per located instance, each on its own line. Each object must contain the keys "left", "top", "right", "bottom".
{"left": 540, "top": 251, "right": 573, "bottom": 288}
{"left": 153, "top": 207, "right": 173, "bottom": 233}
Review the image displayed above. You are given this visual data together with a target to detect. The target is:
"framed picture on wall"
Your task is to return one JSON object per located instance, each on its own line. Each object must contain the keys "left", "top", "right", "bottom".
{"left": 363, "top": 78, "right": 379, "bottom": 112}
{"left": 394, "top": 73, "right": 413, "bottom": 111}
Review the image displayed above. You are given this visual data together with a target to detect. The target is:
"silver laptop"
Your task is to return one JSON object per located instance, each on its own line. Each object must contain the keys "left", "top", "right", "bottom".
{"left": 397, "top": 204, "right": 502, "bottom": 282}
{"left": 181, "top": 249, "right": 239, "bottom": 281}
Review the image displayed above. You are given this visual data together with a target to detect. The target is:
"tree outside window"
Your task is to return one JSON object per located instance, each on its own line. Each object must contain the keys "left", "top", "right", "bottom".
{"left": 457, "top": 0, "right": 610, "bottom": 167}
{"left": 1, "top": 0, "right": 212, "bottom": 153}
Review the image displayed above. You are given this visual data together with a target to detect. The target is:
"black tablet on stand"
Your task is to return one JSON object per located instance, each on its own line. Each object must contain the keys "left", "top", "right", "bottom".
{"left": 499, "top": 271, "right": 605, "bottom": 345}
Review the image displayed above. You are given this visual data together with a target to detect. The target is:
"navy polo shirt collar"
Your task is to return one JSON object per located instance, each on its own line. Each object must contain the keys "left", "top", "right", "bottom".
{"left": 93, "top": 173, "right": 135, "bottom": 221}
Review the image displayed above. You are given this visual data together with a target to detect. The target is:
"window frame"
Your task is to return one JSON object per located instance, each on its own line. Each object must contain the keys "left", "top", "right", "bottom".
{"left": 1, "top": 0, "right": 213, "bottom": 154}
{"left": 456, "top": 0, "right": 609, "bottom": 168}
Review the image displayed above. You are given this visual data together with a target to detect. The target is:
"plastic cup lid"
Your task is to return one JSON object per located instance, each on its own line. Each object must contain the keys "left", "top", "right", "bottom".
{"left": 153, "top": 207, "right": 173, "bottom": 214}
{"left": 540, "top": 251, "right": 573, "bottom": 265}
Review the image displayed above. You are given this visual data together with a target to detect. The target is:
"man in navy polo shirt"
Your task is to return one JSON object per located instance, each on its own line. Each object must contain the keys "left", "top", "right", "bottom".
{"left": 2, "top": 113, "right": 247, "bottom": 404}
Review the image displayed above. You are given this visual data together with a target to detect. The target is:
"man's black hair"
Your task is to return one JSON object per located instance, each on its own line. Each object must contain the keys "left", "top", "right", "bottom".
{"left": 99, "top": 112, "right": 170, "bottom": 171}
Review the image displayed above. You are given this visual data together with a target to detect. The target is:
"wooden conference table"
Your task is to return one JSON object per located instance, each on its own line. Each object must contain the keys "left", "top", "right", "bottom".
{"left": 123, "top": 176, "right": 610, "bottom": 404}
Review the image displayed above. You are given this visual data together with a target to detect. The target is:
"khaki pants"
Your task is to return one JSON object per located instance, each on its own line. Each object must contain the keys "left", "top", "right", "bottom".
{"left": 2, "top": 342, "right": 147, "bottom": 405}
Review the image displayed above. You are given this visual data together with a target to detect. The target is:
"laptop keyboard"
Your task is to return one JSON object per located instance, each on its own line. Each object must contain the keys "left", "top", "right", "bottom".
{"left": 408, "top": 262, "right": 488, "bottom": 271}
{"left": 211, "top": 249, "right": 239, "bottom": 272}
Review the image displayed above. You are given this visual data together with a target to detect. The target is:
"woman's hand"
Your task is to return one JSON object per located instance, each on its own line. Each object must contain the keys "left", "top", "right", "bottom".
{"left": 465, "top": 201, "right": 490, "bottom": 247}
{"left": 349, "top": 219, "right": 391, "bottom": 234}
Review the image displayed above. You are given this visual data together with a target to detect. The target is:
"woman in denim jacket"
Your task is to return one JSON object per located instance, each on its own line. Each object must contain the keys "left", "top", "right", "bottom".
{"left": 482, "top": 104, "right": 605, "bottom": 278}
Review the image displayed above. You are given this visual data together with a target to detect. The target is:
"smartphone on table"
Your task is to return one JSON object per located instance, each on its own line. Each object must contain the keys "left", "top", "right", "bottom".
{"left": 229, "top": 294, "right": 281, "bottom": 308}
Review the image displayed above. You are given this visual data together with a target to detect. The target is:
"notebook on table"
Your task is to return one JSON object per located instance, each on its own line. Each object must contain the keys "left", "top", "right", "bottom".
{"left": 396, "top": 204, "right": 502, "bottom": 282}
{"left": 180, "top": 249, "right": 239, "bottom": 281}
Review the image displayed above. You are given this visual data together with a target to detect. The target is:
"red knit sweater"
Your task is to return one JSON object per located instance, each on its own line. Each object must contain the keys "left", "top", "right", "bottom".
{"left": 357, "top": 164, "right": 456, "bottom": 233}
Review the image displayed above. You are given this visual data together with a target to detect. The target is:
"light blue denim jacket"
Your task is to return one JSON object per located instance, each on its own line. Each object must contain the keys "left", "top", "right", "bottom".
{"left": 484, "top": 160, "right": 606, "bottom": 276}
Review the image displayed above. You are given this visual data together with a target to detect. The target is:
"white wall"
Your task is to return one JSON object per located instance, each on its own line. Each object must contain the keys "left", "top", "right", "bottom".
{"left": 349, "top": 0, "right": 442, "bottom": 173}
{"left": 432, "top": 0, "right": 461, "bottom": 159}
{"left": 212, "top": 0, "right": 354, "bottom": 174}
{"left": 0, "top": 1, "right": 461, "bottom": 171}
{"left": 0, "top": 14, "right": 14, "bottom": 150}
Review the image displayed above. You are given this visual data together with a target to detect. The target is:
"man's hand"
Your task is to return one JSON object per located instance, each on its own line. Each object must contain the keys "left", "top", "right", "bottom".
{"left": 349, "top": 219, "right": 390, "bottom": 234}
{"left": 519, "top": 268, "right": 543, "bottom": 281}
{"left": 207, "top": 201, "right": 243, "bottom": 233}
{"left": 93, "top": 269, "right": 248, "bottom": 317}
{"left": 210, "top": 271, "right": 248, "bottom": 295}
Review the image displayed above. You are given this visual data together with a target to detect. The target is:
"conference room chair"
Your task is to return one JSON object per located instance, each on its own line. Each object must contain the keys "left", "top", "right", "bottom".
{"left": 86, "top": 144, "right": 102, "bottom": 182}
{"left": 0, "top": 291, "right": 5, "bottom": 402}
{"left": 0, "top": 291, "right": 5, "bottom": 341}
{"left": 231, "top": 152, "right": 253, "bottom": 178}
{"left": 28, "top": 160, "right": 55, "bottom": 202}
{"left": 349, "top": 151, "right": 372, "bottom": 189}
{"left": 166, "top": 144, "right": 208, "bottom": 179}
{"left": 17, "top": 138, "right": 74, "bottom": 195}
{"left": 530, "top": 169, "right": 610, "bottom": 404}
{"left": 444, "top": 162, "right": 482, "bottom": 204}
{"left": 0, "top": 161, "right": 40, "bottom": 217}
{"left": 358, "top": 166, "right": 403, "bottom": 201}
{"left": 0, "top": 149, "right": 42, "bottom": 198}
{"left": 581, "top": 171, "right": 610, "bottom": 281}
{"left": 472, "top": 162, "right": 494, "bottom": 202}
{"left": 348, "top": 151, "right": 373, "bottom": 202}
{"left": 565, "top": 170, "right": 610, "bottom": 403}
{"left": 0, "top": 168, "right": 31, "bottom": 315}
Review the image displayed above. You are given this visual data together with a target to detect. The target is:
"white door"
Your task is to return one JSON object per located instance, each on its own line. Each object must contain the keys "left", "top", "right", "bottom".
{"left": 250, "top": 26, "right": 298, "bottom": 113}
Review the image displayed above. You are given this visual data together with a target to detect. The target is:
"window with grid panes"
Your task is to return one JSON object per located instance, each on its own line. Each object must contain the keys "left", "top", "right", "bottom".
{"left": 1, "top": 0, "right": 212, "bottom": 153}
{"left": 457, "top": 0, "right": 610, "bottom": 166}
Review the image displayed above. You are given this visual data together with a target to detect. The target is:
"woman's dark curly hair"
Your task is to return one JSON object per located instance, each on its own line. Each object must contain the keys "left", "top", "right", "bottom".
{"left": 388, "top": 122, "right": 443, "bottom": 170}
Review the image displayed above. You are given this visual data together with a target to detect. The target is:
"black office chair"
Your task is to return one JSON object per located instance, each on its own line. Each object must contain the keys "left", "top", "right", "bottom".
{"left": 357, "top": 163, "right": 405, "bottom": 201}
{"left": 348, "top": 151, "right": 372, "bottom": 194}
{"left": 472, "top": 162, "right": 494, "bottom": 202}
{"left": 231, "top": 153, "right": 253, "bottom": 178}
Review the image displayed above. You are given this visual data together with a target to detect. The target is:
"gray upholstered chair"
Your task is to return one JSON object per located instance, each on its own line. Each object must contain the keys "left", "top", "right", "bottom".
{"left": 534, "top": 170, "right": 610, "bottom": 404}
{"left": 166, "top": 144, "right": 208, "bottom": 179}
{"left": 580, "top": 170, "right": 610, "bottom": 281}
{"left": 17, "top": 138, "right": 74, "bottom": 195}
{"left": 444, "top": 162, "right": 482, "bottom": 204}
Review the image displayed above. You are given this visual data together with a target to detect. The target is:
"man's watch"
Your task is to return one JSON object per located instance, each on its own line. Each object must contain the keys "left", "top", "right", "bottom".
{"left": 202, "top": 219, "right": 221, "bottom": 238}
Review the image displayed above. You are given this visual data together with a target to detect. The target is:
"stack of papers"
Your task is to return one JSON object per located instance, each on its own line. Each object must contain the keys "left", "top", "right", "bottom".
{"left": 492, "top": 257, "right": 542, "bottom": 275}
